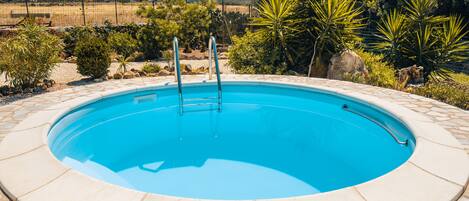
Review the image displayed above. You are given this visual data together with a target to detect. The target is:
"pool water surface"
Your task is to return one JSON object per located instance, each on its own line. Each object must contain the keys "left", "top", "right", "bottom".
{"left": 48, "top": 82, "right": 415, "bottom": 200}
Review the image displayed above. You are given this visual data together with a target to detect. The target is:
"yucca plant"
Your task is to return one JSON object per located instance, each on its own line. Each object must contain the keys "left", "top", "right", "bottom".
{"left": 374, "top": 9, "right": 408, "bottom": 66}
{"left": 251, "top": 0, "right": 300, "bottom": 66}
{"left": 375, "top": 0, "right": 468, "bottom": 81}
{"left": 307, "top": 0, "right": 365, "bottom": 77}
{"left": 438, "top": 16, "right": 469, "bottom": 67}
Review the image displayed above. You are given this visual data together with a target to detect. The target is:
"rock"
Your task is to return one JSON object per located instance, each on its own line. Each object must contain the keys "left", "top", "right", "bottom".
{"left": 164, "top": 65, "right": 174, "bottom": 72}
{"left": 139, "top": 71, "right": 147, "bottom": 77}
{"left": 0, "top": 86, "right": 9, "bottom": 96}
{"left": 113, "top": 72, "right": 123, "bottom": 79}
{"left": 33, "top": 87, "right": 44, "bottom": 93}
{"left": 147, "top": 73, "right": 158, "bottom": 77}
{"left": 23, "top": 88, "right": 33, "bottom": 93}
{"left": 183, "top": 64, "right": 192, "bottom": 73}
{"left": 94, "top": 78, "right": 104, "bottom": 82}
{"left": 158, "top": 70, "right": 171, "bottom": 76}
{"left": 123, "top": 72, "right": 135, "bottom": 79}
{"left": 193, "top": 66, "right": 208, "bottom": 74}
{"left": 43, "top": 79, "right": 55, "bottom": 88}
{"left": 327, "top": 50, "right": 368, "bottom": 80}
{"left": 398, "top": 65, "right": 424, "bottom": 86}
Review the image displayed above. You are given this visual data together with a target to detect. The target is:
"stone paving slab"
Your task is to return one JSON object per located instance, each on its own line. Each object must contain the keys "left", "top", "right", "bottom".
{"left": 0, "top": 75, "right": 468, "bottom": 201}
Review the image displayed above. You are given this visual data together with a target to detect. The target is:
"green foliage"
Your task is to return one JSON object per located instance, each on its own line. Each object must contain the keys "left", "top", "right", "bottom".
{"left": 108, "top": 32, "right": 138, "bottom": 72}
{"left": 307, "top": 0, "right": 365, "bottom": 77}
{"left": 180, "top": 3, "right": 211, "bottom": 51}
{"left": 228, "top": 31, "right": 287, "bottom": 74}
{"left": 0, "top": 23, "right": 63, "bottom": 88}
{"left": 75, "top": 36, "right": 111, "bottom": 79}
{"left": 412, "top": 80, "right": 469, "bottom": 110}
{"left": 142, "top": 63, "right": 162, "bottom": 73}
{"left": 375, "top": 9, "right": 408, "bottom": 64}
{"left": 343, "top": 50, "right": 399, "bottom": 89}
{"left": 251, "top": 0, "right": 299, "bottom": 65}
{"left": 136, "top": 24, "right": 162, "bottom": 60}
{"left": 63, "top": 26, "right": 95, "bottom": 57}
{"left": 375, "top": 0, "right": 469, "bottom": 80}
{"left": 136, "top": 0, "right": 211, "bottom": 54}
{"left": 108, "top": 32, "right": 138, "bottom": 59}
{"left": 210, "top": 10, "right": 249, "bottom": 43}
{"left": 62, "top": 23, "right": 142, "bottom": 57}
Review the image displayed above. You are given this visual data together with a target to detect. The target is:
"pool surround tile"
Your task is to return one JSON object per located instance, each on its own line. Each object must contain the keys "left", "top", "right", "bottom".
{"left": 0, "top": 75, "right": 468, "bottom": 201}
{"left": 18, "top": 170, "right": 145, "bottom": 201}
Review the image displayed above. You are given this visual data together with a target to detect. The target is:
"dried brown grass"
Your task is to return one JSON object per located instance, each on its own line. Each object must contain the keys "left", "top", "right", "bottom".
{"left": 0, "top": 3, "right": 249, "bottom": 27}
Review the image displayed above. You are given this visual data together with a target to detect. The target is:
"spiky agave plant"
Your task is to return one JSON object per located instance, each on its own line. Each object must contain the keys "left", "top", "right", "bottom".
{"left": 307, "top": 0, "right": 365, "bottom": 77}
{"left": 251, "top": 0, "right": 300, "bottom": 66}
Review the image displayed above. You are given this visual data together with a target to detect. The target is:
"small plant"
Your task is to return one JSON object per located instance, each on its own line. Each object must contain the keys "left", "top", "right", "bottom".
{"left": 108, "top": 32, "right": 138, "bottom": 72}
{"left": 0, "top": 23, "right": 63, "bottom": 89}
{"left": 343, "top": 50, "right": 399, "bottom": 89}
{"left": 142, "top": 63, "right": 162, "bottom": 74}
{"left": 75, "top": 36, "right": 111, "bottom": 79}
{"left": 411, "top": 80, "right": 469, "bottom": 110}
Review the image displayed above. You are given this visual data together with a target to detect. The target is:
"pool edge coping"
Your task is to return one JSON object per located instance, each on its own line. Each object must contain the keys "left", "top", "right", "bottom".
{"left": 0, "top": 75, "right": 467, "bottom": 201}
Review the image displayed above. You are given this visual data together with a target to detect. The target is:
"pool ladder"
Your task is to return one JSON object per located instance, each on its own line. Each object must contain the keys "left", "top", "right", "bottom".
{"left": 173, "top": 36, "right": 222, "bottom": 115}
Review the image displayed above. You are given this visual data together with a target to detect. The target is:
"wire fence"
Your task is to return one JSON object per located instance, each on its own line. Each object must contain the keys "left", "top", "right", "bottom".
{"left": 0, "top": 0, "right": 253, "bottom": 27}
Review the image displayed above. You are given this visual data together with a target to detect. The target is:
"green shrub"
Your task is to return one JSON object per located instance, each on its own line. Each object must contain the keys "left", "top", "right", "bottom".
{"left": 0, "top": 23, "right": 63, "bottom": 88}
{"left": 180, "top": 3, "right": 211, "bottom": 51}
{"left": 75, "top": 36, "right": 111, "bottom": 79}
{"left": 142, "top": 63, "right": 161, "bottom": 73}
{"left": 108, "top": 32, "right": 138, "bottom": 59}
{"left": 343, "top": 50, "right": 400, "bottom": 89}
{"left": 228, "top": 31, "right": 287, "bottom": 74}
{"left": 412, "top": 81, "right": 469, "bottom": 110}
{"left": 63, "top": 26, "right": 95, "bottom": 57}
{"left": 136, "top": 24, "right": 161, "bottom": 60}
{"left": 108, "top": 32, "right": 137, "bottom": 72}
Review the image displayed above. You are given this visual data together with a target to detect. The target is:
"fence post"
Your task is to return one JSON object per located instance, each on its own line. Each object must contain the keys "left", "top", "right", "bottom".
{"left": 221, "top": 0, "right": 225, "bottom": 14}
{"left": 25, "top": 0, "right": 30, "bottom": 17}
{"left": 114, "top": 0, "right": 118, "bottom": 25}
{"left": 81, "top": 0, "right": 86, "bottom": 26}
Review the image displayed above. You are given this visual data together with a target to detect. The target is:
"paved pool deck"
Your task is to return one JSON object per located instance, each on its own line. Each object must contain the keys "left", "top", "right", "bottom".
{"left": 0, "top": 75, "right": 468, "bottom": 201}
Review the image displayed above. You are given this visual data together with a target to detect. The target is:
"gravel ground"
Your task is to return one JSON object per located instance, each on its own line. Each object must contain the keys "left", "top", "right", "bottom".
{"left": 0, "top": 59, "right": 231, "bottom": 84}
{"left": 0, "top": 59, "right": 231, "bottom": 105}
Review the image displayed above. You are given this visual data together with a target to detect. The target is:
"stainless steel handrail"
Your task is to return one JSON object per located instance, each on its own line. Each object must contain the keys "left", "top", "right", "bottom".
{"left": 209, "top": 36, "right": 222, "bottom": 111}
{"left": 342, "top": 104, "right": 408, "bottom": 146}
{"left": 173, "top": 37, "right": 183, "bottom": 114}
{"left": 173, "top": 36, "right": 222, "bottom": 114}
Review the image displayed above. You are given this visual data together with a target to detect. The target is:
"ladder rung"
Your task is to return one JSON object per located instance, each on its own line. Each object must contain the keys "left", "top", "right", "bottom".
{"left": 182, "top": 103, "right": 218, "bottom": 107}
{"left": 184, "top": 97, "right": 218, "bottom": 102}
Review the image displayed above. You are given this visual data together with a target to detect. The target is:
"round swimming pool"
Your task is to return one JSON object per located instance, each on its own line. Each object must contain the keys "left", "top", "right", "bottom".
{"left": 48, "top": 82, "right": 416, "bottom": 200}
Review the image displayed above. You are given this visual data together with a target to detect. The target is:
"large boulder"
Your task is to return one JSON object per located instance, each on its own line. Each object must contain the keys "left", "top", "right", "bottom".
{"left": 398, "top": 65, "right": 424, "bottom": 86}
{"left": 327, "top": 50, "right": 368, "bottom": 80}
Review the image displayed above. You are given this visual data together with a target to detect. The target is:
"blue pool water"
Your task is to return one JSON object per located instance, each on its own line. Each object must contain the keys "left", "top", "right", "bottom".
{"left": 48, "top": 82, "right": 415, "bottom": 200}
